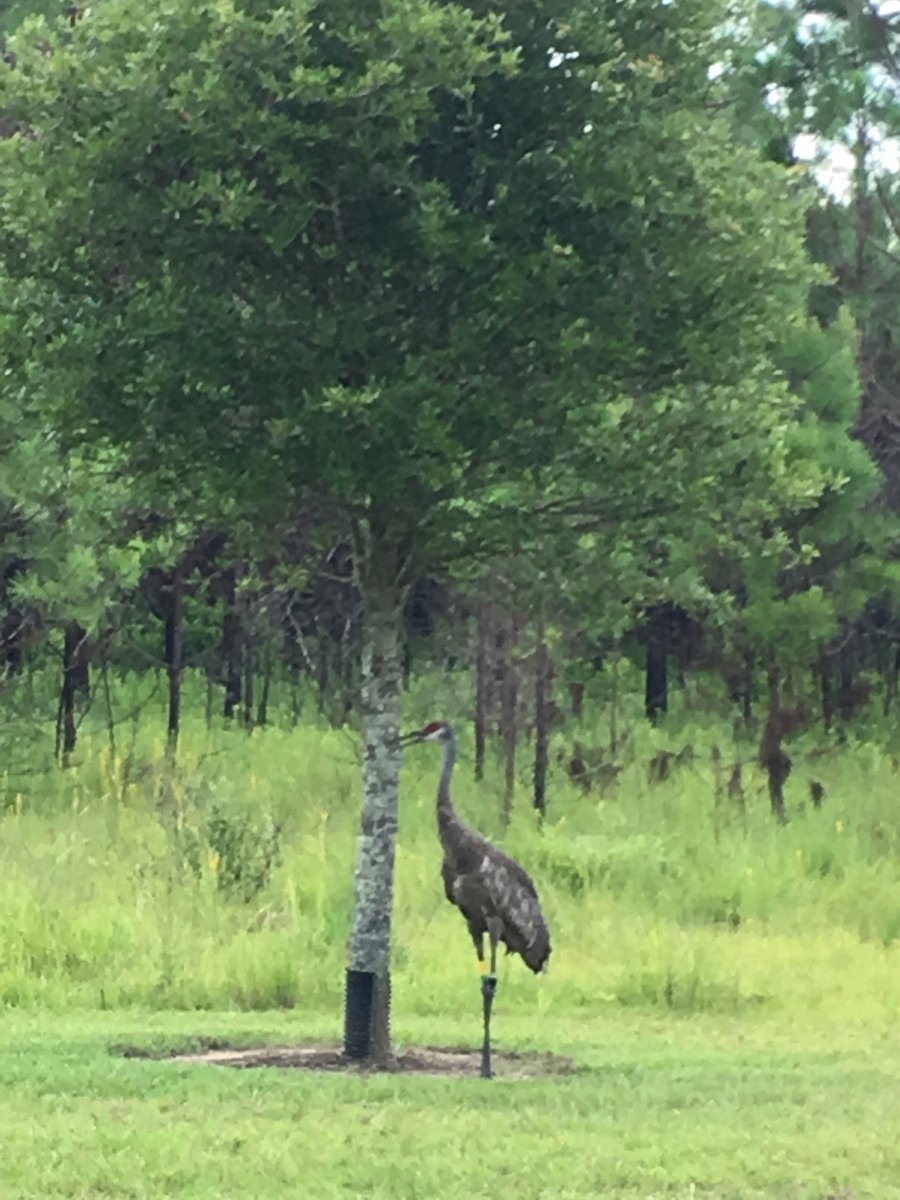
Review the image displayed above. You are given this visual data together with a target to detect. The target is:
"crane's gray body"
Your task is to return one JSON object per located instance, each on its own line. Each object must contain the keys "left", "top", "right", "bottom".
{"left": 432, "top": 724, "right": 551, "bottom": 973}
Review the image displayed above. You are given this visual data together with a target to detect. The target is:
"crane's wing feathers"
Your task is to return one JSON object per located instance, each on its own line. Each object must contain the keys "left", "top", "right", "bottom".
{"left": 442, "top": 815, "right": 551, "bottom": 973}
{"left": 479, "top": 852, "right": 548, "bottom": 959}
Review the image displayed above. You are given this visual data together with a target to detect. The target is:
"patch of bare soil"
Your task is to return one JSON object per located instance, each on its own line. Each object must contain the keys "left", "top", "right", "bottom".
{"left": 115, "top": 1040, "right": 577, "bottom": 1079}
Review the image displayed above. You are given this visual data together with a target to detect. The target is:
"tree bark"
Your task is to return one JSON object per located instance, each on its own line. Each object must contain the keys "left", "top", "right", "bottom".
{"left": 222, "top": 601, "right": 242, "bottom": 720}
{"left": 885, "top": 647, "right": 900, "bottom": 718}
{"left": 166, "top": 579, "right": 183, "bottom": 755}
{"left": 99, "top": 640, "right": 116, "bottom": 760}
{"left": 344, "top": 586, "right": 404, "bottom": 1063}
{"left": 819, "top": 645, "right": 834, "bottom": 731}
{"left": 474, "top": 599, "right": 490, "bottom": 782}
{"left": 257, "top": 638, "right": 272, "bottom": 727}
{"left": 533, "top": 619, "right": 550, "bottom": 820}
{"left": 500, "top": 614, "right": 519, "bottom": 827}
{"left": 760, "top": 664, "right": 790, "bottom": 824}
{"left": 243, "top": 632, "right": 255, "bottom": 730}
{"left": 645, "top": 605, "right": 668, "bottom": 722}
{"left": 56, "top": 621, "right": 87, "bottom": 764}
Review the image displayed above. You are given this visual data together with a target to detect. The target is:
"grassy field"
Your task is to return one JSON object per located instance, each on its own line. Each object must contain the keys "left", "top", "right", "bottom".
{"left": 0, "top": 1008, "right": 898, "bottom": 1198}
{"left": 1, "top": 670, "right": 900, "bottom": 1196}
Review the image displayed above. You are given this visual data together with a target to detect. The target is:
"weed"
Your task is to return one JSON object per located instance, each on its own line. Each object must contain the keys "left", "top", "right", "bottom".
{"left": 206, "top": 804, "right": 282, "bottom": 903}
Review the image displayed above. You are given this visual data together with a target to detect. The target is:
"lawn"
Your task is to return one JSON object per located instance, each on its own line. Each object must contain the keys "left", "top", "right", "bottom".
{"left": 0, "top": 1007, "right": 898, "bottom": 1198}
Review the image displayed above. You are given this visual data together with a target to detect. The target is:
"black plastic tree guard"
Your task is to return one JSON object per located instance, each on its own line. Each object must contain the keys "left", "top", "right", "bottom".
{"left": 343, "top": 969, "right": 375, "bottom": 1059}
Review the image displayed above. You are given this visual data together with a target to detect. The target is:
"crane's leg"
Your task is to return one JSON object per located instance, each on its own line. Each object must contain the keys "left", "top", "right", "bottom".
{"left": 480, "top": 920, "right": 501, "bottom": 1080}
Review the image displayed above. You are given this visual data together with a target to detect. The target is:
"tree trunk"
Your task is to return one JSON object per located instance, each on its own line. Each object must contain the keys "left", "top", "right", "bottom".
{"left": 56, "top": 621, "right": 86, "bottom": 764}
{"left": 885, "top": 647, "right": 900, "bottom": 718}
{"left": 222, "top": 602, "right": 242, "bottom": 720}
{"left": 99, "top": 640, "right": 116, "bottom": 760}
{"left": 343, "top": 587, "right": 404, "bottom": 1063}
{"left": 760, "top": 664, "right": 789, "bottom": 823}
{"left": 474, "top": 599, "right": 490, "bottom": 782}
{"left": 205, "top": 670, "right": 214, "bottom": 729}
{"left": 645, "top": 605, "right": 668, "bottom": 722}
{"left": 401, "top": 637, "right": 413, "bottom": 691}
{"left": 570, "top": 681, "right": 584, "bottom": 720}
{"left": 315, "top": 641, "right": 329, "bottom": 715}
{"left": 533, "top": 619, "right": 550, "bottom": 820}
{"left": 291, "top": 667, "right": 304, "bottom": 726}
{"left": 243, "top": 633, "right": 255, "bottom": 730}
{"left": 166, "top": 579, "right": 183, "bottom": 755}
{"left": 257, "top": 638, "right": 272, "bottom": 727}
{"left": 737, "top": 650, "right": 754, "bottom": 723}
{"left": 500, "top": 615, "right": 519, "bottom": 827}
{"left": 819, "top": 645, "right": 834, "bottom": 731}
{"left": 339, "top": 616, "right": 356, "bottom": 726}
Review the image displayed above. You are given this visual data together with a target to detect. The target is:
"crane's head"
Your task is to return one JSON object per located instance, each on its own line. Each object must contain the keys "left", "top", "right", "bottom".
{"left": 399, "top": 720, "right": 454, "bottom": 746}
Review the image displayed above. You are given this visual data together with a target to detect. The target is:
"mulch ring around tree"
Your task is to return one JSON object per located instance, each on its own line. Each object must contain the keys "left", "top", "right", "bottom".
{"left": 113, "top": 1039, "right": 579, "bottom": 1079}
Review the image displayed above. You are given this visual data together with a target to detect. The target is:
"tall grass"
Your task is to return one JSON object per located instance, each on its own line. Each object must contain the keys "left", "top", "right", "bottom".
{"left": 0, "top": 668, "right": 898, "bottom": 1025}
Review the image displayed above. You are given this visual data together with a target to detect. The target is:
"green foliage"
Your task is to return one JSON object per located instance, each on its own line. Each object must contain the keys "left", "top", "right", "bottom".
{"left": 1, "top": 677, "right": 900, "bottom": 1016}
{"left": 206, "top": 803, "right": 282, "bottom": 904}
{"left": 0, "top": 0, "right": 826, "bottom": 583}
{"left": 0, "top": 0, "right": 45, "bottom": 34}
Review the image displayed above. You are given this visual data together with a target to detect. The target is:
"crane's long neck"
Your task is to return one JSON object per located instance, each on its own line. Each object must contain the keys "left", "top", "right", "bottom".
{"left": 437, "top": 733, "right": 457, "bottom": 835}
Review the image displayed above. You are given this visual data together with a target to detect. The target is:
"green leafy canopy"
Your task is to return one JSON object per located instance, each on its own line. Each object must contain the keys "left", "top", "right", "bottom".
{"left": 1, "top": 0, "right": 821, "bottom": 585}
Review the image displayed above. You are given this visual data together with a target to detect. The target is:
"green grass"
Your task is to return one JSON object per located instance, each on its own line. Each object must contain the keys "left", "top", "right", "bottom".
{"left": 2, "top": 668, "right": 900, "bottom": 1194}
{"left": 0, "top": 1008, "right": 898, "bottom": 1198}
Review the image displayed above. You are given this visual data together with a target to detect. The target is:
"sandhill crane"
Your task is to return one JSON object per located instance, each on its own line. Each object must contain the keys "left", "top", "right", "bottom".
{"left": 400, "top": 719, "right": 551, "bottom": 1078}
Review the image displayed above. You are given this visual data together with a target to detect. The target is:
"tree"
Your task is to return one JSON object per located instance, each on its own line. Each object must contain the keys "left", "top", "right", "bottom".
{"left": 716, "top": 0, "right": 900, "bottom": 731}
{"left": 1, "top": 0, "right": 823, "bottom": 1057}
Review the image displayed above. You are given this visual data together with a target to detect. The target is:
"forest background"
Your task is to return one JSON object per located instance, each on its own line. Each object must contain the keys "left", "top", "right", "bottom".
{"left": 1, "top": 1, "right": 900, "bottom": 1196}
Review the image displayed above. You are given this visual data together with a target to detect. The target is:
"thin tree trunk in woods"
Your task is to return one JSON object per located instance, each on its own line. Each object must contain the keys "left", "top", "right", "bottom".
{"left": 711, "top": 745, "right": 723, "bottom": 843}
{"left": 56, "top": 622, "right": 86, "bottom": 764}
{"left": 610, "top": 652, "right": 620, "bottom": 755}
{"left": 760, "top": 665, "right": 790, "bottom": 823}
{"left": 738, "top": 651, "right": 754, "bottom": 723}
{"left": 99, "top": 643, "right": 116, "bottom": 760}
{"left": 222, "top": 603, "right": 242, "bottom": 719}
{"left": 257, "top": 639, "right": 272, "bottom": 727}
{"left": 645, "top": 606, "right": 668, "bottom": 722}
{"left": 344, "top": 586, "right": 404, "bottom": 1064}
{"left": 69, "top": 621, "right": 90, "bottom": 692}
{"left": 333, "top": 627, "right": 345, "bottom": 723}
{"left": 243, "top": 633, "right": 255, "bottom": 730}
{"left": 501, "top": 615, "right": 519, "bottom": 827}
{"left": 340, "top": 617, "right": 356, "bottom": 726}
{"left": 291, "top": 668, "right": 304, "bottom": 726}
{"left": 839, "top": 641, "right": 854, "bottom": 703}
{"left": 570, "top": 681, "right": 584, "bottom": 720}
{"left": 819, "top": 646, "right": 834, "bottom": 731}
{"left": 474, "top": 599, "right": 490, "bottom": 782}
{"left": 885, "top": 647, "right": 900, "bottom": 718}
{"left": 316, "top": 642, "right": 329, "bottom": 715}
{"left": 838, "top": 632, "right": 856, "bottom": 734}
{"left": 401, "top": 637, "right": 413, "bottom": 691}
{"left": 166, "top": 580, "right": 183, "bottom": 755}
{"left": 533, "top": 620, "right": 551, "bottom": 820}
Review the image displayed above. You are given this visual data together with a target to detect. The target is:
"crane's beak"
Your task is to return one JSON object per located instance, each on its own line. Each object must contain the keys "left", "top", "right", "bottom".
{"left": 398, "top": 729, "right": 423, "bottom": 746}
